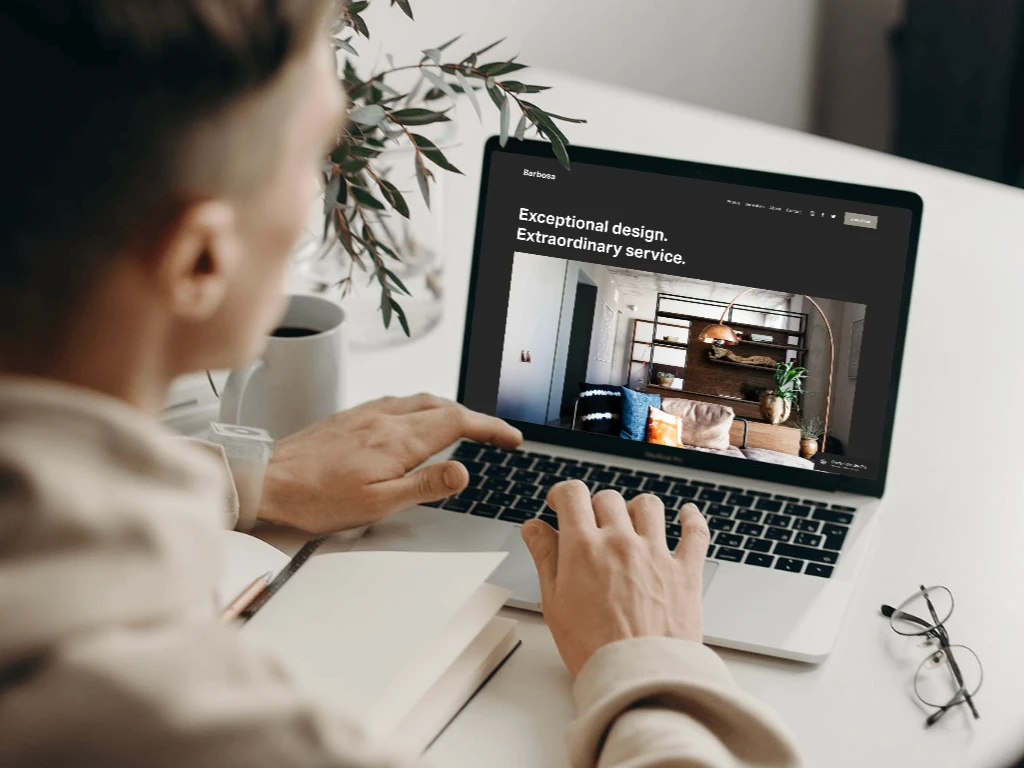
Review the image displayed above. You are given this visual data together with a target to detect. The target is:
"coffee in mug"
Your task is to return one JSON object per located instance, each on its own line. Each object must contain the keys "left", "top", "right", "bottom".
{"left": 219, "top": 294, "right": 346, "bottom": 439}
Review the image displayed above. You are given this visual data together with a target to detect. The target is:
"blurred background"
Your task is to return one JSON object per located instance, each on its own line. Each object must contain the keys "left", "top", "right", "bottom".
{"left": 361, "top": 0, "right": 1024, "bottom": 189}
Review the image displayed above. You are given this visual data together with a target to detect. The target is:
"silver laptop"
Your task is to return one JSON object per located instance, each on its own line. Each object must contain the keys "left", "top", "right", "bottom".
{"left": 356, "top": 138, "right": 921, "bottom": 663}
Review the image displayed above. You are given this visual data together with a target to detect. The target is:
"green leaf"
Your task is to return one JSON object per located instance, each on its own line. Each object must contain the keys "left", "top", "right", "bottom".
{"left": 349, "top": 104, "right": 386, "bottom": 126}
{"left": 455, "top": 69, "right": 481, "bottom": 122}
{"left": 335, "top": 36, "right": 358, "bottom": 55}
{"left": 414, "top": 154, "right": 432, "bottom": 209}
{"left": 411, "top": 133, "right": 463, "bottom": 174}
{"left": 538, "top": 126, "right": 570, "bottom": 169}
{"left": 338, "top": 157, "right": 367, "bottom": 173}
{"left": 528, "top": 108, "right": 569, "bottom": 146}
{"left": 324, "top": 175, "right": 341, "bottom": 218}
{"left": 329, "top": 144, "right": 349, "bottom": 163}
{"left": 422, "top": 48, "right": 441, "bottom": 64}
{"left": 382, "top": 267, "right": 412, "bottom": 296}
{"left": 352, "top": 186, "right": 385, "bottom": 210}
{"left": 514, "top": 112, "right": 527, "bottom": 141}
{"left": 545, "top": 111, "right": 588, "bottom": 124}
{"left": 391, "top": 299, "right": 411, "bottom": 336}
{"left": 498, "top": 80, "right": 528, "bottom": 93}
{"left": 387, "top": 107, "right": 451, "bottom": 126}
{"left": 485, "top": 81, "right": 506, "bottom": 110}
{"left": 381, "top": 288, "right": 393, "bottom": 328}
{"left": 349, "top": 144, "right": 381, "bottom": 159}
{"left": 421, "top": 69, "right": 459, "bottom": 102}
{"left": 342, "top": 57, "right": 359, "bottom": 81}
{"left": 500, "top": 81, "right": 553, "bottom": 95}
{"left": 349, "top": 12, "right": 369, "bottom": 38}
{"left": 465, "top": 38, "right": 506, "bottom": 62}
{"left": 391, "top": 0, "right": 414, "bottom": 20}
{"left": 477, "top": 61, "right": 528, "bottom": 77}
{"left": 349, "top": 1, "right": 369, "bottom": 13}
{"left": 435, "top": 34, "right": 463, "bottom": 53}
{"left": 376, "top": 177, "right": 410, "bottom": 218}
{"left": 498, "top": 96, "right": 510, "bottom": 147}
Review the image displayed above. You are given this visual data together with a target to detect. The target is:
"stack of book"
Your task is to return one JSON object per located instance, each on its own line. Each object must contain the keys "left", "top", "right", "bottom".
{"left": 220, "top": 532, "right": 519, "bottom": 753}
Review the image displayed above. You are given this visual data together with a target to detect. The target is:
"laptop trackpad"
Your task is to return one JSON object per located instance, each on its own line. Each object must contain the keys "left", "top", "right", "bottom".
{"left": 493, "top": 532, "right": 720, "bottom": 608}
{"left": 489, "top": 526, "right": 542, "bottom": 606}
{"left": 702, "top": 560, "right": 719, "bottom": 596}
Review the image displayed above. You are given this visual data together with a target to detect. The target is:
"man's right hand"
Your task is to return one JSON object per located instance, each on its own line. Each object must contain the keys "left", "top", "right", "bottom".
{"left": 520, "top": 481, "right": 710, "bottom": 677}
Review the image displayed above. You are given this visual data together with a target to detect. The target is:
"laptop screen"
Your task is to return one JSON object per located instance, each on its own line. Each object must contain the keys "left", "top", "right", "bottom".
{"left": 459, "top": 139, "right": 920, "bottom": 497}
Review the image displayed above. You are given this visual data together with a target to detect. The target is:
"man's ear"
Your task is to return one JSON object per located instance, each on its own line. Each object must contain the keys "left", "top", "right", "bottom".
{"left": 153, "top": 200, "right": 242, "bottom": 321}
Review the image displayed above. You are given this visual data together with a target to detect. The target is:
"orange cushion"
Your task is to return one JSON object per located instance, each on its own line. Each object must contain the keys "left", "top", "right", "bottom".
{"left": 659, "top": 398, "right": 734, "bottom": 451}
{"left": 646, "top": 405, "right": 683, "bottom": 448}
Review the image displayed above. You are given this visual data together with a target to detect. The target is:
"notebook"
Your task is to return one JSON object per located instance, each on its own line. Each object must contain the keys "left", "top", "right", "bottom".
{"left": 219, "top": 531, "right": 520, "bottom": 752}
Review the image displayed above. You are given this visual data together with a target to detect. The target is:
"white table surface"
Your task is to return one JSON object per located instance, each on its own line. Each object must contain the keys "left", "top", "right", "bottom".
{"left": 327, "top": 69, "right": 1024, "bottom": 768}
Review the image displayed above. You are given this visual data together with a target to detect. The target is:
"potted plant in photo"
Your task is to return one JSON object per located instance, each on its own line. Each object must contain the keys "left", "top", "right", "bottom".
{"left": 759, "top": 361, "right": 807, "bottom": 424}
{"left": 797, "top": 416, "right": 824, "bottom": 459}
{"left": 319, "top": 0, "right": 585, "bottom": 343}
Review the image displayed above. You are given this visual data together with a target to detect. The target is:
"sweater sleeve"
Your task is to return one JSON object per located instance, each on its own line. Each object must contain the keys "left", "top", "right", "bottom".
{"left": 567, "top": 638, "right": 802, "bottom": 768}
{"left": 0, "top": 619, "right": 432, "bottom": 768}
{"left": 182, "top": 438, "right": 242, "bottom": 530}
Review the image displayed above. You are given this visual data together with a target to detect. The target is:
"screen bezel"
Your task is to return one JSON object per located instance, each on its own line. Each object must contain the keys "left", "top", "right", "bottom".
{"left": 458, "top": 137, "right": 922, "bottom": 498}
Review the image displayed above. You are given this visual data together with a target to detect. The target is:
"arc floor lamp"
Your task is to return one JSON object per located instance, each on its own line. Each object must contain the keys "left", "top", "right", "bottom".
{"left": 697, "top": 288, "right": 834, "bottom": 448}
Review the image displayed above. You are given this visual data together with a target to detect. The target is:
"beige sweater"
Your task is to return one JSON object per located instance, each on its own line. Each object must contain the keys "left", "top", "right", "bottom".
{"left": 0, "top": 379, "right": 802, "bottom": 767}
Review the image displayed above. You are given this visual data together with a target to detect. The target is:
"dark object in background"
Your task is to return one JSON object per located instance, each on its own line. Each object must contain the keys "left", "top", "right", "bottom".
{"left": 574, "top": 382, "right": 622, "bottom": 435}
{"left": 894, "top": 0, "right": 1024, "bottom": 187}
{"left": 824, "top": 435, "right": 844, "bottom": 456}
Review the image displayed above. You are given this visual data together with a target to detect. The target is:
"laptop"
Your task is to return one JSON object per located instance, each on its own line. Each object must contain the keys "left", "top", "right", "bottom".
{"left": 355, "top": 137, "right": 922, "bottom": 663}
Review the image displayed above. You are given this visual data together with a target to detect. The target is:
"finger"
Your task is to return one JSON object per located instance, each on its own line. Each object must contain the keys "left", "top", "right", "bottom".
{"left": 370, "top": 459, "right": 468, "bottom": 511}
{"left": 401, "top": 404, "right": 523, "bottom": 455}
{"left": 591, "top": 489, "right": 631, "bottom": 531}
{"left": 545, "top": 480, "right": 597, "bottom": 535}
{"left": 521, "top": 519, "right": 558, "bottom": 599}
{"left": 355, "top": 393, "right": 453, "bottom": 416}
{"left": 626, "top": 493, "right": 665, "bottom": 539}
{"left": 675, "top": 504, "right": 711, "bottom": 567}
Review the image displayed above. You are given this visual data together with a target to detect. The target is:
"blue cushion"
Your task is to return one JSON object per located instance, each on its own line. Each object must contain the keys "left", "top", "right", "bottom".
{"left": 619, "top": 387, "right": 661, "bottom": 441}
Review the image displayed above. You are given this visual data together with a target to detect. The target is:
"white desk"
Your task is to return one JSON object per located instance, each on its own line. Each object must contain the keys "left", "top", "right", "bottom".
{"left": 329, "top": 70, "right": 1024, "bottom": 768}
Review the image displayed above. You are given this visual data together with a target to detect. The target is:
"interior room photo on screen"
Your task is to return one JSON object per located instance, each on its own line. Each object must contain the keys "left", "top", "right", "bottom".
{"left": 495, "top": 252, "right": 868, "bottom": 472}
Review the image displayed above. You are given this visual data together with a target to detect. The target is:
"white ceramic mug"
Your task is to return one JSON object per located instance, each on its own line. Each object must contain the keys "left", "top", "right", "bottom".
{"left": 219, "top": 294, "right": 346, "bottom": 439}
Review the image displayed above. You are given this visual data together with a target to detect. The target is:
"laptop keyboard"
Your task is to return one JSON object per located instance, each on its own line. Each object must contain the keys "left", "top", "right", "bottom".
{"left": 422, "top": 442, "right": 856, "bottom": 579}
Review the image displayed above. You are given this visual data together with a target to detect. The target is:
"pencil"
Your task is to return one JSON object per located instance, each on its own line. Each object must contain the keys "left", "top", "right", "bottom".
{"left": 221, "top": 571, "right": 273, "bottom": 622}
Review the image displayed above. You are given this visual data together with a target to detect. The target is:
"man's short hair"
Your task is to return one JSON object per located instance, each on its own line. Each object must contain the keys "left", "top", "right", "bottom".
{"left": 0, "top": 0, "right": 331, "bottom": 335}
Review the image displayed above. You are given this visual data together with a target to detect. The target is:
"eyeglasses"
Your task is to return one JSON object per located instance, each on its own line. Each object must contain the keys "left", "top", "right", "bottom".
{"left": 880, "top": 585, "right": 982, "bottom": 727}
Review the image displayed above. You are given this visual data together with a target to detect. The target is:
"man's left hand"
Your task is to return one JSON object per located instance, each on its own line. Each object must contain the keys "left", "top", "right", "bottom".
{"left": 257, "top": 394, "right": 522, "bottom": 533}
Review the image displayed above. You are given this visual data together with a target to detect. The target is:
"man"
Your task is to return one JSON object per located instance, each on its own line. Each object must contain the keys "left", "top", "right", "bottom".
{"left": 0, "top": 2, "right": 801, "bottom": 766}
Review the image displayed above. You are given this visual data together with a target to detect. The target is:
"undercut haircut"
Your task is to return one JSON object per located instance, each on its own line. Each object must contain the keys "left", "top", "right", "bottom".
{"left": 0, "top": 0, "right": 331, "bottom": 337}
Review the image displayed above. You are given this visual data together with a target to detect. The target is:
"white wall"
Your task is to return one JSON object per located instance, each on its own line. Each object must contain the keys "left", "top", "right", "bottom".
{"left": 581, "top": 263, "right": 625, "bottom": 384}
{"left": 358, "top": 0, "right": 822, "bottom": 131}
{"left": 495, "top": 252, "right": 568, "bottom": 423}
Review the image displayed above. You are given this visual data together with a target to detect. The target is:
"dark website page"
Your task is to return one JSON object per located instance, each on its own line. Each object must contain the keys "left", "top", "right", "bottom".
{"left": 462, "top": 150, "right": 914, "bottom": 483}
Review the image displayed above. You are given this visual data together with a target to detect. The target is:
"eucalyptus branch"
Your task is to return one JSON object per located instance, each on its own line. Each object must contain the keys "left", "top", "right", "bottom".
{"left": 325, "top": 0, "right": 586, "bottom": 334}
